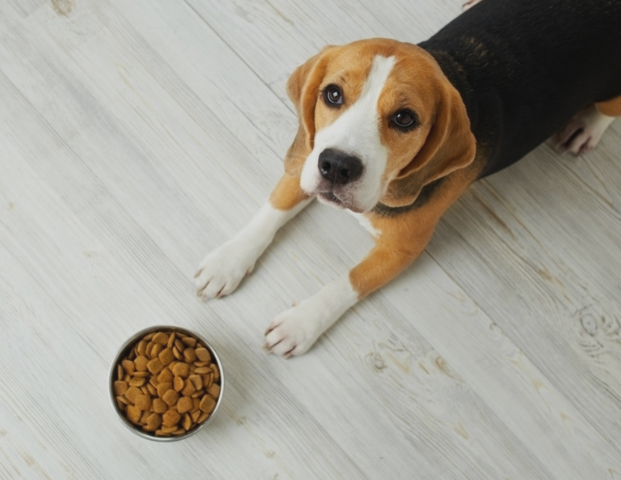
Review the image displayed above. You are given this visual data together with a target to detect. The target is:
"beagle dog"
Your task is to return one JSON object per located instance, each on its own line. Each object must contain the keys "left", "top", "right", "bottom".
{"left": 195, "top": 0, "right": 621, "bottom": 358}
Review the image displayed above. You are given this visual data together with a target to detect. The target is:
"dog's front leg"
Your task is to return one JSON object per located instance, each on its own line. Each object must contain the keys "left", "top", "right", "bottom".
{"left": 195, "top": 174, "right": 311, "bottom": 299}
{"left": 263, "top": 208, "right": 438, "bottom": 358}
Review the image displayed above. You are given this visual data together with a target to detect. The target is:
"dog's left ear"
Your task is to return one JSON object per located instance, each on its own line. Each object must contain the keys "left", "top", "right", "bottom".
{"left": 283, "top": 46, "right": 335, "bottom": 176}
{"left": 382, "top": 79, "right": 476, "bottom": 207}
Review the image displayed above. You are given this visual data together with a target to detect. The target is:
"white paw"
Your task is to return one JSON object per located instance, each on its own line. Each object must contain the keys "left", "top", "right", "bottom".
{"left": 194, "top": 239, "right": 259, "bottom": 300}
{"left": 263, "top": 276, "right": 359, "bottom": 358}
{"left": 554, "top": 105, "right": 615, "bottom": 155}
{"left": 263, "top": 301, "right": 327, "bottom": 358}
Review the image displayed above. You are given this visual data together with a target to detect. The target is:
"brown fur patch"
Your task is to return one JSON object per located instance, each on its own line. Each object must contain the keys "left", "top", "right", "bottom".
{"left": 596, "top": 95, "right": 621, "bottom": 117}
{"left": 269, "top": 174, "right": 310, "bottom": 211}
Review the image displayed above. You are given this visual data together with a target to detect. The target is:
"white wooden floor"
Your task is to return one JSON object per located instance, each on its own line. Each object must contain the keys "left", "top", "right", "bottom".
{"left": 1, "top": 0, "right": 620, "bottom": 478}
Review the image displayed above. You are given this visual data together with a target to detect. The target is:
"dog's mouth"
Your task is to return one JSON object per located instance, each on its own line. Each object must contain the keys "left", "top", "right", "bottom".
{"left": 316, "top": 190, "right": 364, "bottom": 213}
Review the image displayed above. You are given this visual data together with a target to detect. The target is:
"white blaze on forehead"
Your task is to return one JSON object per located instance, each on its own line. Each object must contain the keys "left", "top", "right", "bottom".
{"left": 300, "top": 55, "right": 396, "bottom": 212}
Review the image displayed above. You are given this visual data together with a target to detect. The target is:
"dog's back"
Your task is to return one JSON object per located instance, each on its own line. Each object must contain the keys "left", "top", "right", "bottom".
{"left": 419, "top": 0, "right": 621, "bottom": 176}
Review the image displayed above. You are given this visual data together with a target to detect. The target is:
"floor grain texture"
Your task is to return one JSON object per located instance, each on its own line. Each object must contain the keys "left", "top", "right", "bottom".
{"left": 0, "top": 0, "right": 620, "bottom": 479}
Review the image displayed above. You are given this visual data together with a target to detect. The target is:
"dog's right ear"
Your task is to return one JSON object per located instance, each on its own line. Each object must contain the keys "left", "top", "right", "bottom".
{"left": 284, "top": 46, "right": 335, "bottom": 176}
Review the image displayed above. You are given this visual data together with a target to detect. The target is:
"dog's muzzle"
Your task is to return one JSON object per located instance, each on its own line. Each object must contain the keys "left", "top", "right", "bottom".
{"left": 318, "top": 148, "right": 363, "bottom": 185}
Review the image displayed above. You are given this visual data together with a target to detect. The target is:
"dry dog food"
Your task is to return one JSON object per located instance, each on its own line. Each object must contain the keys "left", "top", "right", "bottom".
{"left": 114, "top": 330, "right": 221, "bottom": 437}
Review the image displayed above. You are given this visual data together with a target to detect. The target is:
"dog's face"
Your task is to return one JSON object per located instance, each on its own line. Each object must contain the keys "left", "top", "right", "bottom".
{"left": 284, "top": 39, "right": 475, "bottom": 212}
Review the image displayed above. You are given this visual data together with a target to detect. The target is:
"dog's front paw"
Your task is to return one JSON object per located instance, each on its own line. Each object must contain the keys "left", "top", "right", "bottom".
{"left": 263, "top": 301, "right": 327, "bottom": 358}
{"left": 194, "top": 240, "right": 258, "bottom": 300}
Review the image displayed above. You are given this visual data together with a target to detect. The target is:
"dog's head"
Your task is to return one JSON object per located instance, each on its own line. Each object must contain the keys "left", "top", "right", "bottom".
{"left": 284, "top": 38, "right": 476, "bottom": 212}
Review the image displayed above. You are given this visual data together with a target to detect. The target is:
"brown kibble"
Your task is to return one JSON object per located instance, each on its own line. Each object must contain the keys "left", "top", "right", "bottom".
{"left": 122, "top": 359, "right": 135, "bottom": 375}
{"left": 172, "top": 428, "right": 186, "bottom": 436}
{"left": 140, "top": 386, "right": 149, "bottom": 395}
{"left": 133, "top": 371, "right": 149, "bottom": 378}
{"left": 172, "top": 346, "right": 183, "bottom": 360}
{"left": 173, "top": 376, "right": 184, "bottom": 392}
{"left": 189, "top": 375, "right": 203, "bottom": 391}
{"left": 134, "top": 355, "right": 148, "bottom": 372}
{"left": 157, "top": 367, "right": 173, "bottom": 384}
{"left": 194, "top": 367, "right": 210, "bottom": 374}
{"left": 145, "top": 342, "right": 155, "bottom": 359}
{"left": 127, "top": 405, "right": 142, "bottom": 424}
{"left": 149, "top": 376, "right": 159, "bottom": 388}
{"left": 147, "top": 384, "right": 157, "bottom": 396}
{"left": 135, "top": 394, "right": 151, "bottom": 411}
{"left": 113, "top": 381, "right": 128, "bottom": 396}
{"left": 174, "top": 339, "right": 184, "bottom": 351}
{"left": 150, "top": 343, "right": 163, "bottom": 359}
{"left": 129, "top": 377, "right": 146, "bottom": 387}
{"left": 181, "top": 336, "right": 197, "bottom": 347}
{"left": 183, "top": 348, "right": 197, "bottom": 363}
{"left": 117, "top": 365, "right": 124, "bottom": 380}
{"left": 167, "top": 332, "right": 175, "bottom": 349}
{"left": 195, "top": 348, "right": 211, "bottom": 363}
{"left": 158, "top": 348, "right": 174, "bottom": 366}
{"left": 152, "top": 398, "right": 168, "bottom": 414}
{"left": 199, "top": 394, "right": 217, "bottom": 413}
{"left": 191, "top": 410, "right": 201, "bottom": 422}
{"left": 191, "top": 390, "right": 204, "bottom": 398}
{"left": 211, "top": 364, "right": 220, "bottom": 381}
{"left": 203, "top": 373, "right": 213, "bottom": 389}
{"left": 143, "top": 332, "right": 155, "bottom": 341}
{"left": 162, "top": 389, "right": 179, "bottom": 407}
{"left": 160, "top": 425, "right": 178, "bottom": 434}
{"left": 191, "top": 398, "right": 201, "bottom": 413}
{"left": 181, "top": 379, "right": 196, "bottom": 397}
{"left": 157, "top": 382, "right": 172, "bottom": 398}
{"left": 182, "top": 413, "right": 192, "bottom": 431}
{"left": 172, "top": 363, "right": 190, "bottom": 378}
{"left": 136, "top": 340, "right": 148, "bottom": 356}
{"left": 145, "top": 413, "right": 162, "bottom": 431}
{"left": 177, "top": 397, "right": 193, "bottom": 414}
{"left": 152, "top": 332, "right": 169, "bottom": 345}
{"left": 197, "top": 412, "right": 209, "bottom": 424}
{"left": 207, "top": 384, "right": 220, "bottom": 398}
{"left": 125, "top": 386, "right": 141, "bottom": 404}
{"left": 146, "top": 358, "right": 164, "bottom": 375}
{"left": 162, "top": 409, "right": 181, "bottom": 427}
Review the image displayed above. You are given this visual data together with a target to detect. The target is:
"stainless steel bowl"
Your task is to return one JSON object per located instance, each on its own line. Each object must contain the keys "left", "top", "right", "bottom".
{"left": 109, "top": 325, "right": 224, "bottom": 442}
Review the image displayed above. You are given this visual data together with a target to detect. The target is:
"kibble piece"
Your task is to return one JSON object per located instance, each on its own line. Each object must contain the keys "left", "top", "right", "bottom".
{"left": 194, "top": 367, "right": 210, "bottom": 374}
{"left": 127, "top": 405, "right": 142, "bottom": 424}
{"left": 157, "top": 367, "right": 173, "bottom": 384}
{"left": 182, "top": 413, "right": 192, "bottom": 431}
{"left": 181, "top": 379, "right": 196, "bottom": 397}
{"left": 167, "top": 332, "right": 175, "bottom": 349}
{"left": 134, "top": 355, "right": 149, "bottom": 372}
{"left": 172, "top": 346, "right": 183, "bottom": 360}
{"left": 122, "top": 359, "right": 135, "bottom": 375}
{"left": 197, "top": 412, "right": 210, "bottom": 424}
{"left": 117, "top": 365, "right": 124, "bottom": 380}
{"left": 203, "top": 373, "right": 213, "bottom": 389}
{"left": 162, "top": 409, "right": 181, "bottom": 427}
{"left": 145, "top": 413, "right": 162, "bottom": 431}
{"left": 189, "top": 374, "right": 203, "bottom": 391}
{"left": 147, "top": 384, "right": 157, "bottom": 396}
{"left": 172, "top": 429, "right": 186, "bottom": 436}
{"left": 160, "top": 425, "right": 178, "bottom": 434}
{"left": 157, "top": 382, "right": 172, "bottom": 398}
{"left": 190, "top": 410, "right": 201, "bottom": 422}
{"left": 143, "top": 332, "right": 155, "bottom": 341}
{"left": 183, "top": 348, "right": 197, "bottom": 363}
{"left": 173, "top": 376, "right": 184, "bottom": 392}
{"left": 147, "top": 358, "right": 164, "bottom": 375}
{"left": 177, "top": 396, "right": 193, "bottom": 414}
{"left": 114, "top": 381, "right": 128, "bottom": 396}
{"left": 139, "top": 410, "right": 150, "bottom": 424}
{"left": 174, "top": 339, "right": 184, "bottom": 351}
{"left": 211, "top": 364, "right": 220, "bottom": 381}
{"left": 125, "top": 386, "right": 141, "bottom": 404}
{"left": 195, "top": 348, "right": 211, "bottom": 363}
{"left": 172, "top": 362, "right": 190, "bottom": 378}
{"left": 152, "top": 398, "right": 168, "bottom": 414}
{"left": 191, "top": 390, "right": 204, "bottom": 399}
{"left": 158, "top": 348, "right": 174, "bottom": 366}
{"left": 150, "top": 343, "right": 163, "bottom": 360}
{"left": 181, "top": 336, "right": 197, "bottom": 348}
{"left": 199, "top": 394, "right": 217, "bottom": 414}
{"left": 191, "top": 398, "right": 201, "bottom": 413}
{"left": 152, "top": 332, "right": 169, "bottom": 345}
{"left": 129, "top": 377, "right": 146, "bottom": 387}
{"left": 162, "top": 389, "right": 179, "bottom": 407}
{"left": 136, "top": 340, "right": 148, "bottom": 356}
{"left": 135, "top": 394, "right": 151, "bottom": 411}
{"left": 207, "top": 384, "right": 220, "bottom": 398}
{"left": 140, "top": 386, "right": 149, "bottom": 395}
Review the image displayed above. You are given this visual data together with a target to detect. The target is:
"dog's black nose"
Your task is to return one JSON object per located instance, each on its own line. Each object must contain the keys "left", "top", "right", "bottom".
{"left": 318, "top": 149, "right": 363, "bottom": 185}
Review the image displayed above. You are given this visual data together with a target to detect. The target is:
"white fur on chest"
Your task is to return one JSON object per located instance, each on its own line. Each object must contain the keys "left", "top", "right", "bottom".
{"left": 348, "top": 210, "right": 380, "bottom": 238}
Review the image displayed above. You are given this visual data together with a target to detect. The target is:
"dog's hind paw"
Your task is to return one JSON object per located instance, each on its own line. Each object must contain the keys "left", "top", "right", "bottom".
{"left": 554, "top": 105, "right": 615, "bottom": 156}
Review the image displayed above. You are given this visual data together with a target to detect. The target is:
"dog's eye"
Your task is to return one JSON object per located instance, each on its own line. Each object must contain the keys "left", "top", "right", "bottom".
{"left": 391, "top": 109, "right": 419, "bottom": 131}
{"left": 323, "top": 85, "right": 343, "bottom": 107}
